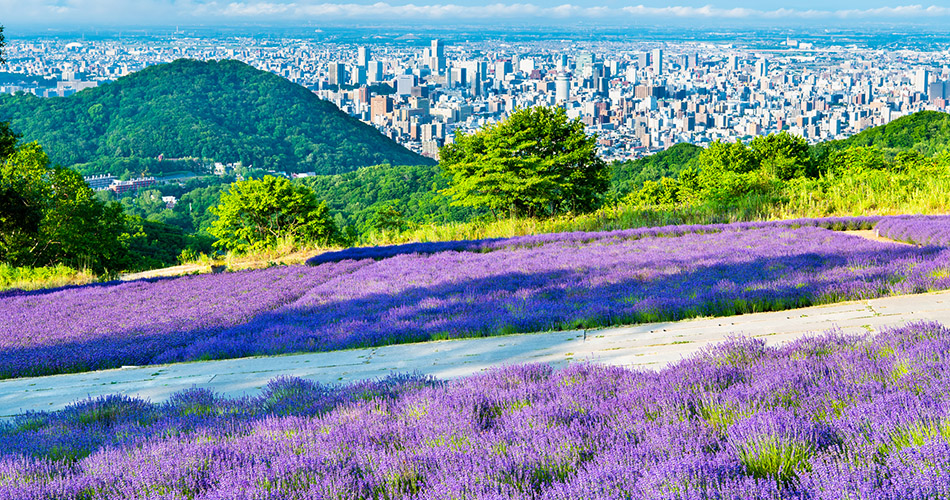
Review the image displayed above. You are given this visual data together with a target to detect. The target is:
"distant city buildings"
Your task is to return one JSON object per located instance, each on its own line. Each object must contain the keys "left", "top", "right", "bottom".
{"left": 82, "top": 175, "right": 158, "bottom": 194}
{"left": 4, "top": 33, "right": 950, "bottom": 163}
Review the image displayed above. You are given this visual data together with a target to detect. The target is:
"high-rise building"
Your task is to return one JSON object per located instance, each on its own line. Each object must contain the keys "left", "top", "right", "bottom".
{"left": 367, "top": 61, "right": 384, "bottom": 83}
{"left": 470, "top": 71, "right": 482, "bottom": 97}
{"left": 357, "top": 46, "right": 370, "bottom": 68}
{"left": 370, "top": 95, "right": 393, "bottom": 120}
{"left": 431, "top": 39, "right": 446, "bottom": 75}
{"left": 637, "top": 52, "right": 649, "bottom": 68}
{"left": 915, "top": 68, "right": 930, "bottom": 95}
{"left": 350, "top": 66, "right": 367, "bottom": 86}
{"left": 651, "top": 48, "right": 663, "bottom": 75}
{"left": 519, "top": 58, "right": 536, "bottom": 74}
{"left": 395, "top": 74, "right": 416, "bottom": 96}
{"left": 929, "top": 80, "right": 949, "bottom": 100}
{"left": 449, "top": 66, "right": 468, "bottom": 87}
{"left": 328, "top": 62, "right": 345, "bottom": 86}
{"left": 727, "top": 55, "right": 739, "bottom": 72}
{"left": 576, "top": 51, "right": 594, "bottom": 74}
{"left": 755, "top": 59, "right": 769, "bottom": 78}
{"left": 555, "top": 74, "right": 570, "bottom": 103}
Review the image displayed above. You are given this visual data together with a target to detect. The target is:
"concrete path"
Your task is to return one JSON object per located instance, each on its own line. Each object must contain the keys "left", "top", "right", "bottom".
{"left": 3, "top": 290, "right": 950, "bottom": 418}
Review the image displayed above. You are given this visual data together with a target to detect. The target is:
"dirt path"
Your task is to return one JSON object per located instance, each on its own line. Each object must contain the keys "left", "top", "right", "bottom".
{"left": 3, "top": 290, "right": 949, "bottom": 418}
{"left": 843, "top": 229, "right": 914, "bottom": 246}
{"left": 119, "top": 250, "right": 322, "bottom": 281}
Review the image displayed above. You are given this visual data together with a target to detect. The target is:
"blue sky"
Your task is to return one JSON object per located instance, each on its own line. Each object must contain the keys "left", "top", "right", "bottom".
{"left": 3, "top": 1, "right": 950, "bottom": 27}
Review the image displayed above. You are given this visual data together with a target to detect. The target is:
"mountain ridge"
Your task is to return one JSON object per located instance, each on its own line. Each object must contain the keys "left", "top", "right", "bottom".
{"left": 0, "top": 58, "right": 432, "bottom": 176}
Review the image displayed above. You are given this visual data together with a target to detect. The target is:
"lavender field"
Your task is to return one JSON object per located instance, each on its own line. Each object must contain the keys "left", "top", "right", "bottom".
{"left": 4, "top": 321, "right": 950, "bottom": 498}
{"left": 3, "top": 216, "right": 950, "bottom": 379}
{"left": 876, "top": 215, "right": 950, "bottom": 246}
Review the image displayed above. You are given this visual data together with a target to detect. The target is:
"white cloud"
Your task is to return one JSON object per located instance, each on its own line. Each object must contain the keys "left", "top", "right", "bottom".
{"left": 3, "top": 1, "right": 950, "bottom": 24}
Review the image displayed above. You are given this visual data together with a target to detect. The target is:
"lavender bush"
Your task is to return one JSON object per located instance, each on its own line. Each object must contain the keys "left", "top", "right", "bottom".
{"left": 3, "top": 217, "right": 950, "bottom": 379}
{"left": 875, "top": 214, "right": 950, "bottom": 246}
{"left": 4, "top": 321, "right": 950, "bottom": 498}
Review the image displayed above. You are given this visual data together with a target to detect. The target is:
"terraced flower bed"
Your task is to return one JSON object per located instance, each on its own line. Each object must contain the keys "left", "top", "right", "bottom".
{"left": 3, "top": 321, "right": 950, "bottom": 498}
{"left": 2, "top": 216, "right": 949, "bottom": 379}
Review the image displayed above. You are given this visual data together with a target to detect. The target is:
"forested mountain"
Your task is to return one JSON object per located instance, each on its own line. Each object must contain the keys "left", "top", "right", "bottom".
{"left": 0, "top": 59, "right": 430, "bottom": 176}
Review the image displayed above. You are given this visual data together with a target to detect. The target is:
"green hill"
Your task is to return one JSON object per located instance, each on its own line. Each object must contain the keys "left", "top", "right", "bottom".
{"left": 609, "top": 142, "right": 703, "bottom": 198}
{"left": 816, "top": 110, "right": 950, "bottom": 157}
{"left": 0, "top": 59, "right": 431, "bottom": 176}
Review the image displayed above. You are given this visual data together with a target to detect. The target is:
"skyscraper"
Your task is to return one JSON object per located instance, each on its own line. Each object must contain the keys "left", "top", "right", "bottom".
{"left": 357, "top": 46, "right": 370, "bottom": 68}
{"left": 367, "top": 61, "right": 383, "bottom": 83}
{"left": 915, "top": 68, "right": 930, "bottom": 95}
{"left": 431, "top": 39, "right": 446, "bottom": 75}
{"left": 328, "top": 62, "right": 345, "bottom": 86}
{"left": 652, "top": 48, "right": 663, "bottom": 75}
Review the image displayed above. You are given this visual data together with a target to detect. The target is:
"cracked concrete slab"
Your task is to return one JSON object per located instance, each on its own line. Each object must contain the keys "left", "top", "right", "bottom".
{"left": 3, "top": 290, "right": 950, "bottom": 418}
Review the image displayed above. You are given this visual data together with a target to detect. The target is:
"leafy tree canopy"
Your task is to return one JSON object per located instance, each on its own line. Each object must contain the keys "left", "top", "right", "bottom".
{"left": 301, "top": 163, "right": 485, "bottom": 236}
{"left": 209, "top": 175, "right": 340, "bottom": 253}
{"left": 440, "top": 106, "right": 609, "bottom": 219}
{"left": 0, "top": 59, "right": 431, "bottom": 177}
{"left": 0, "top": 140, "right": 130, "bottom": 273}
{"left": 750, "top": 131, "right": 813, "bottom": 180}
{"left": 609, "top": 142, "right": 702, "bottom": 199}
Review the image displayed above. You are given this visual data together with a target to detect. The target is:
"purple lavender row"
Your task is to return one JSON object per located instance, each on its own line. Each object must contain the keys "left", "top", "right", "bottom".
{"left": 875, "top": 214, "right": 950, "bottom": 246}
{"left": 306, "top": 215, "right": 884, "bottom": 265}
{"left": 0, "top": 260, "right": 370, "bottom": 378}
{"left": 4, "top": 321, "right": 950, "bottom": 498}
{"left": 212, "top": 226, "right": 950, "bottom": 357}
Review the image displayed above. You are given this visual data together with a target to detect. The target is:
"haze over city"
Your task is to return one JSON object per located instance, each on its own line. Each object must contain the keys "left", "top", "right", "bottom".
{"left": 4, "top": 1, "right": 950, "bottom": 26}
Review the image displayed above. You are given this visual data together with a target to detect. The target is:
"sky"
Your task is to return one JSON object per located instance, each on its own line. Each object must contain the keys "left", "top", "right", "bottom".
{"left": 3, "top": 1, "right": 950, "bottom": 28}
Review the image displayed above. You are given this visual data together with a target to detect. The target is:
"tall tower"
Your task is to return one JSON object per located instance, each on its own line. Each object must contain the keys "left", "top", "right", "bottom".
{"left": 555, "top": 74, "right": 570, "bottom": 104}
{"left": 915, "top": 68, "right": 930, "bottom": 95}
{"left": 431, "top": 39, "right": 446, "bottom": 75}
{"left": 651, "top": 48, "right": 663, "bottom": 75}
{"left": 357, "top": 46, "right": 370, "bottom": 68}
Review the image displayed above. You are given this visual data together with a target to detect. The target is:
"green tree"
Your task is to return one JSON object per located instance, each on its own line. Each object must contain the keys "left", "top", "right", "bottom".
{"left": 209, "top": 175, "right": 339, "bottom": 253}
{"left": 698, "top": 139, "right": 758, "bottom": 174}
{"left": 439, "top": 106, "right": 608, "bottom": 218}
{"left": 0, "top": 141, "right": 130, "bottom": 273}
{"left": 365, "top": 202, "right": 407, "bottom": 234}
{"left": 693, "top": 140, "right": 769, "bottom": 205}
{"left": 750, "top": 132, "right": 812, "bottom": 180}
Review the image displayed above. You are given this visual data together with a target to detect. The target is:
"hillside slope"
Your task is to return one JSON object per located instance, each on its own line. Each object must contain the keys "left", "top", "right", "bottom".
{"left": 0, "top": 59, "right": 431, "bottom": 175}
{"left": 816, "top": 110, "right": 950, "bottom": 156}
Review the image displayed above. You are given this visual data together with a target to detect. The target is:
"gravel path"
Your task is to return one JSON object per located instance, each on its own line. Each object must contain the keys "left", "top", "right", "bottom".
{"left": 3, "top": 290, "right": 949, "bottom": 418}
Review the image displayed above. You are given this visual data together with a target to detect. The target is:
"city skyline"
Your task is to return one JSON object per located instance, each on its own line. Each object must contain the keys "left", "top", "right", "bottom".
{"left": 4, "top": 27, "right": 949, "bottom": 164}
{"left": 4, "top": 1, "right": 950, "bottom": 27}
